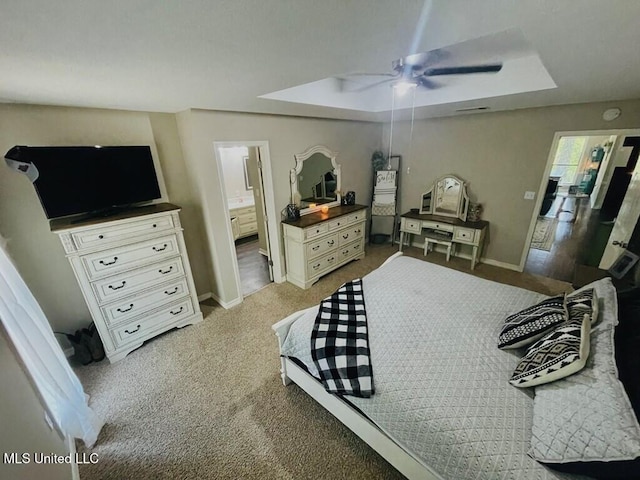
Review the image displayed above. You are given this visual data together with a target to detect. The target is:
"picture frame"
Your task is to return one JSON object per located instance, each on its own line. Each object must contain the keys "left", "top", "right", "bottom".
{"left": 242, "top": 155, "right": 253, "bottom": 190}
{"left": 608, "top": 249, "right": 639, "bottom": 279}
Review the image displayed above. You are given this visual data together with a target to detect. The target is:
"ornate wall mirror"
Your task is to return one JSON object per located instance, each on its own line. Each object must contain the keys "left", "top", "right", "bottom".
{"left": 291, "top": 145, "right": 341, "bottom": 215}
{"left": 420, "top": 174, "right": 469, "bottom": 221}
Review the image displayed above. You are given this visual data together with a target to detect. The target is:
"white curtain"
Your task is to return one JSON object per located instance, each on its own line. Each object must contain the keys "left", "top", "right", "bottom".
{"left": 0, "top": 236, "right": 103, "bottom": 447}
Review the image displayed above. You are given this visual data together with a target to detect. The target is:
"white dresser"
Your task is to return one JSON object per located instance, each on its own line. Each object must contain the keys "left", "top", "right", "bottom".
{"left": 51, "top": 203, "right": 203, "bottom": 363}
{"left": 283, "top": 205, "right": 367, "bottom": 289}
{"left": 229, "top": 204, "right": 258, "bottom": 240}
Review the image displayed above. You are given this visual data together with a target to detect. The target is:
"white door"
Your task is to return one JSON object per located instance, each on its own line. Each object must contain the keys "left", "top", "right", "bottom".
{"left": 590, "top": 136, "right": 616, "bottom": 208}
{"left": 248, "top": 147, "right": 273, "bottom": 281}
{"left": 599, "top": 163, "right": 640, "bottom": 269}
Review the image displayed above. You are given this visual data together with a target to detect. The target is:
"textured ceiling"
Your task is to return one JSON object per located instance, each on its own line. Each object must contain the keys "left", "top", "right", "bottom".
{"left": 1, "top": 0, "right": 639, "bottom": 121}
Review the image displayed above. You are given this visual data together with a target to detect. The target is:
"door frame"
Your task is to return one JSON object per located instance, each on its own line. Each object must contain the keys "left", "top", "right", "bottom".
{"left": 519, "top": 128, "right": 640, "bottom": 271}
{"left": 213, "top": 140, "right": 284, "bottom": 303}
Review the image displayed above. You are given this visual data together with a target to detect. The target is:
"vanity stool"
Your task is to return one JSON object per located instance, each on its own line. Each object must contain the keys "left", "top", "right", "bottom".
{"left": 424, "top": 236, "right": 453, "bottom": 262}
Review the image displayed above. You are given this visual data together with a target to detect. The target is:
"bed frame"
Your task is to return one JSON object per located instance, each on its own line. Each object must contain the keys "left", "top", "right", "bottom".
{"left": 272, "top": 254, "right": 441, "bottom": 480}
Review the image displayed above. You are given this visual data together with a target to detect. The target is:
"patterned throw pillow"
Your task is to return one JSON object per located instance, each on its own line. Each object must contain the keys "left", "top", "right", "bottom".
{"left": 498, "top": 295, "right": 567, "bottom": 349}
{"left": 509, "top": 311, "right": 590, "bottom": 388}
{"left": 566, "top": 287, "right": 599, "bottom": 325}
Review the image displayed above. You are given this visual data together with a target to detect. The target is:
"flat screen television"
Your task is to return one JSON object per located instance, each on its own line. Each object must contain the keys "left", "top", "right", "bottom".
{"left": 9, "top": 145, "right": 162, "bottom": 220}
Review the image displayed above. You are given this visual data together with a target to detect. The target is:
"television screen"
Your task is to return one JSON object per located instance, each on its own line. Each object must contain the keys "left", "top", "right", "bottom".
{"left": 24, "top": 146, "right": 161, "bottom": 219}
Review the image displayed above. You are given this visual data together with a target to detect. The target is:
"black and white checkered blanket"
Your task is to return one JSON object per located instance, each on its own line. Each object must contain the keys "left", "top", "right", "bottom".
{"left": 311, "top": 278, "right": 374, "bottom": 398}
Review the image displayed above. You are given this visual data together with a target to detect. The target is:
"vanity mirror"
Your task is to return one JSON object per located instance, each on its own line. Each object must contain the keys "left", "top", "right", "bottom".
{"left": 291, "top": 145, "right": 341, "bottom": 215}
{"left": 420, "top": 174, "right": 469, "bottom": 221}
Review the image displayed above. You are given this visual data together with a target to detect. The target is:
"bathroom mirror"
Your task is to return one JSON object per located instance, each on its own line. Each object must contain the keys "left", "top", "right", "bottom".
{"left": 291, "top": 145, "right": 341, "bottom": 215}
{"left": 420, "top": 174, "right": 469, "bottom": 221}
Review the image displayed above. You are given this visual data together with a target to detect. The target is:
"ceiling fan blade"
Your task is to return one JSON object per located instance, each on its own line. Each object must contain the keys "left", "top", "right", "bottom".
{"left": 336, "top": 73, "right": 398, "bottom": 80}
{"left": 350, "top": 77, "right": 396, "bottom": 92}
{"left": 337, "top": 76, "right": 396, "bottom": 93}
{"left": 424, "top": 63, "right": 503, "bottom": 76}
{"left": 416, "top": 76, "right": 441, "bottom": 89}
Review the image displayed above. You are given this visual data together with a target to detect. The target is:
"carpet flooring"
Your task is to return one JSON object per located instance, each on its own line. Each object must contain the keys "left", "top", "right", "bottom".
{"left": 75, "top": 245, "right": 570, "bottom": 480}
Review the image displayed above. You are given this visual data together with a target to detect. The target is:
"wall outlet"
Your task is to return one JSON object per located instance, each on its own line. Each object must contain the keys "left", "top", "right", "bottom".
{"left": 524, "top": 191, "right": 536, "bottom": 200}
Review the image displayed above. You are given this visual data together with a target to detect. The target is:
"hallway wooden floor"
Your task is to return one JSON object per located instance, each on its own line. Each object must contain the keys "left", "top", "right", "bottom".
{"left": 524, "top": 195, "right": 604, "bottom": 283}
{"left": 235, "top": 235, "right": 271, "bottom": 296}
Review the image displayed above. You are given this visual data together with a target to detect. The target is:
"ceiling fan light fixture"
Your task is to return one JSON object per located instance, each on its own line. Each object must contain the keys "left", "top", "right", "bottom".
{"left": 393, "top": 80, "right": 417, "bottom": 96}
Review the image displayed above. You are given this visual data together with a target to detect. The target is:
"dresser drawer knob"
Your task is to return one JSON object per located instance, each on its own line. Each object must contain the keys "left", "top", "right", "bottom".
{"left": 124, "top": 325, "right": 141, "bottom": 335}
{"left": 116, "top": 304, "right": 134, "bottom": 313}
{"left": 328, "top": 240, "right": 335, "bottom": 246}
{"left": 313, "top": 263, "right": 321, "bottom": 270}
{"left": 170, "top": 306, "right": 184, "bottom": 316}
{"left": 164, "top": 287, "right": 179, "bottom": 295}
{"left": 342, "top": 234, "right": 349, "bottom": 240}
{"left": 99, "top": 256, "right": 119, "bottom": 266}
{"left": 355, "top": 229, "right": 361, "bottom": 234}
{"left": 328, "top": 256, "right": 335, "bottom": 262}
{"left": 159, "top": 266, "right": 174, "bottom": 275}
{"left": 152, "top": 243, "right": 168, "bottom": 252}
{"left": 312, "top": 245, "right": 320, "bottom": 251}
{"left": 98, "top": 235, "right": 104, "bottom": 239}
{"left": 152, "top": 224, "right": 157, "bottom": 228}
{"left": 108, "top": 281, "right": 127, "bottom": 290}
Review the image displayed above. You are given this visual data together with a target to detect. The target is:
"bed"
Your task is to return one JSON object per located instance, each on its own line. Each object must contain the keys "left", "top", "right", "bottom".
{"left": 272, "top": 253, "right": 640, "bottom": 480}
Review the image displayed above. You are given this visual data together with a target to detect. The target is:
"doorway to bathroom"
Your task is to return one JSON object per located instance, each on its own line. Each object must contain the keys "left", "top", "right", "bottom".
{"left": 217, "top": 143, "right": 273, "bottom": 296}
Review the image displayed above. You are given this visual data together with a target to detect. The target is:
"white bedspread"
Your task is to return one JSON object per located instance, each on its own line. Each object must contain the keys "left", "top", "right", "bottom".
{"left": 281, "top": 255, "right": 581, "bottom": 480}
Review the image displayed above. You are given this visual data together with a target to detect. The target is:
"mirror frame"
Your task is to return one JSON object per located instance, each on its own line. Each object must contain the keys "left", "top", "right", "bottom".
{"left": 420, "top": 174, "right": 469, "bottom": 221}
{"left": 291, "top": 145, "right": 342, "bottom": 215}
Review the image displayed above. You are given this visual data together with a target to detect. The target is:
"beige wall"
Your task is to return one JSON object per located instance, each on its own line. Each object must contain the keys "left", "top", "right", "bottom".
{"left": 2, "top": 99, "right": 638, "bottom": 334}
{"left": 148, "top": 113, "right": 211, "bottom": 298}
{"left": 176, "top": 109, "right": 382, "bottom": 304}
{"left": 0, "top": 104, "right": 169, "bottom": 334}
{"left": 384, "top": 100, "right": 640, "bottom": 267}
{"left": 0, "top": 327, "right": 72, "bottom": 480}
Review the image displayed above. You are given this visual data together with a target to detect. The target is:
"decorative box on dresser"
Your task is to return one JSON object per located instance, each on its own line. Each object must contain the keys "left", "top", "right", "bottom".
{"left": 282, "top": 204, "right": 367, "bottom": 289}
{"left": 51, "top": 203, "right": 203, "bottom": 363}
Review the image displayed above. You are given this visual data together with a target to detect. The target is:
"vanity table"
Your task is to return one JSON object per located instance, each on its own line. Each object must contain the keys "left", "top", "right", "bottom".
{"left": 398, "top": 212, "right": 488, "bottom": 270}
{"left": 399, "top": 174, "right": 488, "bottom": 270}
{"left": 283, "top": 145, "right": 366, "bottom": 288}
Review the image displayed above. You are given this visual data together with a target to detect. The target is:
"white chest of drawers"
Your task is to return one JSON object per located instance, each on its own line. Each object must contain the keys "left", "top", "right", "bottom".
{"left": 282, "top": 205, "right": 367, "bottom": 289}
{"left": 229, "top": 205, "right": 258, "bottom": 240}
{"left": 51, "top": 203, "right": 203, "bottom": 363}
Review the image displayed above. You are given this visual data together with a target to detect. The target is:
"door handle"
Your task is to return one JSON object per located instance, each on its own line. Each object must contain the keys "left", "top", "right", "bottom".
{"left": 612, "top": 240, "right": 629, "bottom": 248}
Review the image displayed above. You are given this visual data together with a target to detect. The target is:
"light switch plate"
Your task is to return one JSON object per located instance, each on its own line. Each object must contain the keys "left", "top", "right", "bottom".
{"left": 524, "top": 191, "right": 536, "bottom": 200}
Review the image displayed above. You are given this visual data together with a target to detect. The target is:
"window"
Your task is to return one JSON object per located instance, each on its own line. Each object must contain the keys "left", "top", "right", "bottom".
{"left": 550, "top": 136, "right": 587, "bottom": 186}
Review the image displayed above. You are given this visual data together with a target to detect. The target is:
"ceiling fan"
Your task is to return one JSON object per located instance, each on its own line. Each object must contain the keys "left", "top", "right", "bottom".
{"left": 339, "top": 48, "right": 503, "bottom": 92}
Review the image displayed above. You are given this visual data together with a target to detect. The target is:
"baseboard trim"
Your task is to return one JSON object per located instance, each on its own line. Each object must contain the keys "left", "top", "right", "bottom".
{"left": 197, "top": 292, "right": 213, "bottom": 302}
{"left": 481, "top": 258, "right": 522, "bottom": 271}
{"left": 68, "top": 435, "right": 80, "bottom": 480}
{"left": 210, "top": 292, "right": 242, "bottom": 309}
